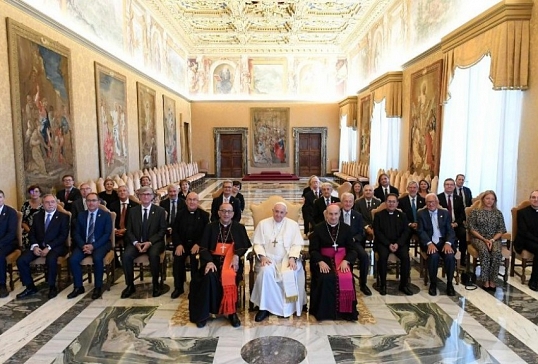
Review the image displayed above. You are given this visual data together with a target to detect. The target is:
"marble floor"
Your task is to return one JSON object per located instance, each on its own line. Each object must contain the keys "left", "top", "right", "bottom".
{"left": 1, "top": 179, "right": 537, "bottom": 363}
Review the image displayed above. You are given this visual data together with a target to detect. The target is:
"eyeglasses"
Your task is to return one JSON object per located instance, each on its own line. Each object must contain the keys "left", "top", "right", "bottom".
{"left": 219, "top": 210, "right": 234, "bottom": 214}
{"left": 139, "top": 193, "right": 153, "bottom": 196}
{"left": 386, "top": 200, "right": 397, "bottom": 204}
{"left": 86, "top": 199, "right": 99, "bottom": 202}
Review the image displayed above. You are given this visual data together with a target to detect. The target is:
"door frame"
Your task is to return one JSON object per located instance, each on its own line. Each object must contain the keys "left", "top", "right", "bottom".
{"left": 213, "top": 127, "right": 248, "bottom": 178}
{"left": 292, "top": 127, "right": 328, "bottom": 177}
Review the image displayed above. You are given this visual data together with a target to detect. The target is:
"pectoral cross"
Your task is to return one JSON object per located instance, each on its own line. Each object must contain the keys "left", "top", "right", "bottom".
{"left": 332, "top": 241, "right": 338, "bottom": 251}
{"left": 272, "top": 240, "right": 278, "bottom": 248}
{"left": 221, "top": 244, "right": 227, "bottom": 254}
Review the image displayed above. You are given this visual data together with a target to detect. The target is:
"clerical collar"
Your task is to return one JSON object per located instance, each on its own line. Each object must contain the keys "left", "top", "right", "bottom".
{"left": 220, "top": 223, "right": 229, "bottom": 228}
{"left": 189, "top": 211, "right": 195, "bottom": 214}
{"left": 328, "top": 223, "right": 338, "bottom": 228}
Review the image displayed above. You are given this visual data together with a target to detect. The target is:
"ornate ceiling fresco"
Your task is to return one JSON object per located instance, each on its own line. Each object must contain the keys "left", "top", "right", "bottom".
{"left": 145, "top": 0, "right": 392, "bottom": 54}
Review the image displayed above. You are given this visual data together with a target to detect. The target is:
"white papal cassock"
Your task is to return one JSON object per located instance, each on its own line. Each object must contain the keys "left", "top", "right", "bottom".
{"left": 250, "top": 216, "right": 306, "bottom": 317}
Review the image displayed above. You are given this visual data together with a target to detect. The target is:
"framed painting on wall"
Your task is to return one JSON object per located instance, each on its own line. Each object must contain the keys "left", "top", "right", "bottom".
{"left": 248, "top": 58, "right": 287, "bottom": 95}
{"left": 408, "top": 60, "right": 443, "bottom": 177}
{"left": 6, "top": 18, "right": 76, "bottom": 205}
{"left": 163, "top": 95, "right": 178, "bottom": 164}
{"left": 358, "top": 95, "right": 371, "bottom": 165}
{"left": 95, "top": 63, "right": 128, "bottom": 177}
{"left": 136, "top": 82, "right": 157, "bottom": 169}
{"left": 251, "top": 107, "right": 290, "bottom": 168}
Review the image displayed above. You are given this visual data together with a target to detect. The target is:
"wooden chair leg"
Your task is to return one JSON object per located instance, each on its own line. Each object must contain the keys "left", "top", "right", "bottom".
{"left": 521, "top": 258, "right": 527, "bottom": 284}
{"left": 510, "top": 252, "right": 516, "bottom": 277}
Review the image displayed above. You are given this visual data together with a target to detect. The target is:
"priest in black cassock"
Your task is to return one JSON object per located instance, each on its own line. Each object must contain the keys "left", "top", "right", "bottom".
{"left": 309, "top": 203, "right": 358, "bottom": 321}
{"left": 189, "top": 202, "right": 251, "bottom": 328}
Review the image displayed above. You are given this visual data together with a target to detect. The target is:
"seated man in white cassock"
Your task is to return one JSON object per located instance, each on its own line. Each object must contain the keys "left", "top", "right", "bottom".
{"left": 250, "top": 202, "right": 306, "bottom": 322}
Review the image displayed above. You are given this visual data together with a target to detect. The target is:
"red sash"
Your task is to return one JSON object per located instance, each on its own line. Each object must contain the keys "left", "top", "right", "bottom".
{"left": 320, "top": 247, "right": 354, "bottom": 313}
{"left": 211, "top": 242, "right": 236, "bottom": 315}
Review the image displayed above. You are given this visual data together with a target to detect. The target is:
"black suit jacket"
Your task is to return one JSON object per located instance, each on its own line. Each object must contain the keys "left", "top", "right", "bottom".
{"left": 340, "top": 209, "right": 364, "bottom": 244}
{"left": 353, "top": 197, "right": 381, "bottom": 227}
{"left": 374, "top": 185, "right": 399, "bottom": 202}
{"left": 416, "top": 207, "right": 456, "bottom": 249}
{"left": 313, "top": 196, "right": 341, "bottom": 224}
{"left": 199, "top": 221, "right": 251, "bottom": 264}
{"left": 437, "top": 193, "right": 465, "bottom": 226}
{"left": 124, "top": 204, "right": 167, "bottom": 246}
{"left": 372, "top": 209, "right": 410, "bottom": 249}
{"left": 210, "top": 194, "right": 241, "bottom": 222}
{"left": 398, "top": 195, "right": 426, "bottom": 224}
{"left": 160, "top": 198, "right": 186, "bottom": 226}
{"left": 456, "top": 186, "right": 473, "bottom": 207}
{"left": 56, "top": 188, "right": 81, "bottom": 212}
{"left": 514, "top": 205, "right": 538, "bottom": 253}
{"left": 29, "top": 209, "right": 70, "bottom": 253}
{"left": 108, "top": 199, "right": 139, "bottom": 229}
{"left": 0, "top": 205, "right": 18, "bottom": 249}
{"left": 309, "top": 222, "right": 357, "bottom": 264}
{"left": 301, "top": 190, "right": 320, "bottom": 225}
{"left": 172, "top": 207, "right": 210, "bottom": 249}
{"left": 72, "top": 209, "right": 112, "bottom": 250}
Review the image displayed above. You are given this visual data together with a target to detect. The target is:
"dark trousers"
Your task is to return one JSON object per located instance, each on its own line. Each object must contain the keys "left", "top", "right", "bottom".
{"left": 173, "top": 252, "right": 199, "bottom": 290}
{"left": 454, "top": 225, "right": 466, "bottom": 263}
{"left": 0, "top": 243, "right": 18, "bottom": 285}
{"left": 376, "top": 244, "right": 410, "bottom": 287}
{"left": 70, "top": 244, "right": 111, "bottom": 288}
{"left": 424, "top": 241, "right": 456, "bottom": 286}
{"left": 122, "top": 241, "right": 164, "bottom": 286}
{"left": 17, "top": 247, "right": 66, "bottom": 287}
{"left": 355, "top": 244, "right": 370, "bottom": 286}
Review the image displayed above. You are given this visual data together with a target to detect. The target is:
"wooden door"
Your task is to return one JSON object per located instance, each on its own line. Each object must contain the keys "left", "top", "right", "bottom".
{"left": 298, "top": 133, "right": 321, "bottom": 176}
{"left": 220, "top": 134, "right": 243, "bottom": 178}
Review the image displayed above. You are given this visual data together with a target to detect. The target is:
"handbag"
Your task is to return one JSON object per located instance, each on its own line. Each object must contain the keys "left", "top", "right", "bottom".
{"left": 460, "top": 271, "right": 478, "bottom": 290}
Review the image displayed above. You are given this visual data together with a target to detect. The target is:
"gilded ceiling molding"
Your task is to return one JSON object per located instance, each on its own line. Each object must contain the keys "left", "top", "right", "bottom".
{"left": 440, "top": 0, "right": 533, "bottom": 102}
{"left": 339, "top": 96, "right": 358, "bottom": 128}
{"left": 368, "top": 71, "right": 403, "bottom": 118}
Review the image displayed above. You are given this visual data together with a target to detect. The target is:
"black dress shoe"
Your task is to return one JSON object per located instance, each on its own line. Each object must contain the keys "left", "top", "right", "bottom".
{"left": 67, "top": 286, "right": 85, "bottom": 299}
{"left": 48, "top": 287, "right": 58, "bottom": 299}
{"left": 17, "top": 286, "right": 38, "bottom": 299}
{"left": 0, "top": 285, "right": 9, "bottom": 298}
{"left": 91, "top": 287, "right": 102, "bottom": 300}
{"left": 152, "top": 286, "right": 162, "bottom": 297}
{"left": 529, "top": 281, "right": 538, "bottom": 291}
{"left": 446, "top": 284, "right": 456, "bottom": 296}
{"left": 360, "top": 285, "right": 372, "bottom": 296}
{"left": 428, "top": 285, "right": 437, "bottom": 296}
{"left": 196, "top": 320, "right": 207, "bottom": 328}
{"left": 121, "top": 285, "right": 136, "bottom": 299}
{"left": 254, "top": 310, "right": 270, "bottom": 322}
{"left": 171, "top": 289, "right": 184, "bottom": 299}
{"left": 399, "top": 285, "right": 413, "bottom": 296}
{"left": 379, "top": 285, "right": 387, "bottom": 296}
{"left": 229, "top": 313, "right": 241, "bottom": 327}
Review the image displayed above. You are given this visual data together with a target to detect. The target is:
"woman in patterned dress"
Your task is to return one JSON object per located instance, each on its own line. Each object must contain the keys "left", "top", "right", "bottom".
{"left": 467, "top": 190, "right": 507, "bottom": 290}
{"left": 20, "top": 184, "right": 43, "bottom": 250}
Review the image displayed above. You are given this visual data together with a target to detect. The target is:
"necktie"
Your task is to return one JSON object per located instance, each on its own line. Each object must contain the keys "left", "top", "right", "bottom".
{"left": 430, "top": 211, "right": 440, "bottom": 243}
{"left": 87, "top": 212, "right": 95, "bottom": 244}
{"left": 170, "top": 200, "right": 176, "bottom": 224}
{"left": 459, "top": 187, "right": 465, "bottom": 205}
{"left": 142, "top": 208, "right": 149, "bottom": 242}
{"left": 45, "top": 213, "right": 51, "bottom": 231}
{"left": 120, "top": 203, "right": 127, "bottom": 229}
{"left": 367, "top": 201, "right": 371, "bottom": 209}
{"left": 344, "top": 211, "right": 350, "bottom": 225}
{"left": 326, "top": 198, "right": 330, "bottom": 206}
{"left": 384, "top": 188, "right": 388, "bottom": 198}
{"left": 411, "top": 198, "right": 417, "bottom": 222}
{"left": 64, "top": 189, "right": 69, "bottom": 201}
{"left": 224, "top": 197, "right": 229, "bottom": 203}
{"left": 447, "top": 195, "right": 453, "bottom": 220}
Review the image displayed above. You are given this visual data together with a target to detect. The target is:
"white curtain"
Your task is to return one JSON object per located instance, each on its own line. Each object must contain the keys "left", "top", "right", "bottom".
{"left": 369, "top": 99, "right": 401, "bottom": 184}
{"left": 338, "top": 114, "right": 357, "bottom": 168}
{"left": 439, "top": 55, "right": 522, "bottom": 230}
